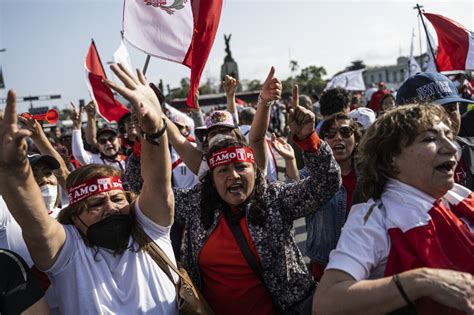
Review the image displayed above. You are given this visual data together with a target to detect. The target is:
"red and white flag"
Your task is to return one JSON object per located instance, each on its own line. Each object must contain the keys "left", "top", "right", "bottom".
{"left": 85, "top": 40, "right": 129, "bottom": 122}
{"left": 122, "top": 0, "right": 223, "bottom": 108}
{"left": 423, "top": 12, "right": 474, "bottom": 71}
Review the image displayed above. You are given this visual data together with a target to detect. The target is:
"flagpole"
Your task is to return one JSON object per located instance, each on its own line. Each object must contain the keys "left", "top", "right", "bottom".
{"left": 91, "top": 38, "right": 108, "bottom": 79}
{"left": 416, "top": 4, "right": 439, "bottom": 72}
{"left": 143, "top": 55, "right": 151, "bottom": 75}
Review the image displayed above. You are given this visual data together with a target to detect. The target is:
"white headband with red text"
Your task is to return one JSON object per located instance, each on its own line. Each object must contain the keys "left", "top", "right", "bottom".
{"left": 68, "top": 176, "right": 123, "bottom": 205}
{"left": 208, "top": 146, "right": 255, "bottom": 170}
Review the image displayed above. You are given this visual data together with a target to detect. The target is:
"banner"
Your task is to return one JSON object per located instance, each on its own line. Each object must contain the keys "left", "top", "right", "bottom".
{"left": 325, "top": 68, "right": 366, "bottom": 91}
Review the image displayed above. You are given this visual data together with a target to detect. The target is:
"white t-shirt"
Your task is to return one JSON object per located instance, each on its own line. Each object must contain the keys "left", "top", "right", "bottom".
{"left": 171, "top": 145, "right": 199, "bottom": 189}
{"left": 44, "top": 200, "right": 178, "bottom": 315}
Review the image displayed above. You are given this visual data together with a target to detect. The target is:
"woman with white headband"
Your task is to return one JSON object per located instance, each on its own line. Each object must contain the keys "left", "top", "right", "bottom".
{"left": 0, "top": 64, "right": 178, "bottom": 314}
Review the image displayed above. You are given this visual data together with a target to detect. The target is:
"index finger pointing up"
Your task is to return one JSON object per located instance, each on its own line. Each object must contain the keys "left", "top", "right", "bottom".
{"left": 292, "top": 85, "right": 299, "bottom": 109}
{"left": 4, "top": 90, "right": 17, "bottom": 125}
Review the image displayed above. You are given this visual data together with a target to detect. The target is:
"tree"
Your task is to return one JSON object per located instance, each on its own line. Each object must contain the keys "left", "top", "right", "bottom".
{"left": 346, "top": 60, "right": 366, "bottom": 71}
{"left": 167, "top": 78, "right": 190, "bottom": 99}
{"left": 285, "top": 65, "right": 327, "bottom": 96}
{"left": 247, "top": 79, "right": 263, "bottom": 91}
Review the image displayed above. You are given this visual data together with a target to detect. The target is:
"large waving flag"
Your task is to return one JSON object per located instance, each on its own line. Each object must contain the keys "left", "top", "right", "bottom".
{"left": 325, "top": 68, "right": 366, "bottom": 91}
{"left": 85, "top": 40, "right": 129, "bottom": 122}
{"left": 122, "top": 0, "right": 223, "bottom": 108}
{"left": 423, "top": 12, "right": 474, "bottom": 71}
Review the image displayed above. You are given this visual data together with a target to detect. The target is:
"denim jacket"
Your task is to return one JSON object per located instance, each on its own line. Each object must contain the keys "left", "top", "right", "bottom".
{"left": 300, "top": 168, "right": 347, "bottom": 265}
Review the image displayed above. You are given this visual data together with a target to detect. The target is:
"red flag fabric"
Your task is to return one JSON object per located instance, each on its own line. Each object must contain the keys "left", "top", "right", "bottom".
{"left": 85, "top": 41, "right": 129, "bottom": 122}
{"left": 423, "top": 12, "right": 474, "bottom": 71}
{"left": 122, "top": 0, "right": 223, "bottom": 108}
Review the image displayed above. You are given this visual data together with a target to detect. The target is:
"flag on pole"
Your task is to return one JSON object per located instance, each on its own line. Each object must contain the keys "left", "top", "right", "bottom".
{"left": 423, "top": 12, "right": 474, "bottom": 71}
{"left": 408, "top": 29, "right": 422, "bottom": 77}
{"left": 122, "top": 0, "right": 223, "bottom": 108}
{"left": 85, "top": 40, "right": 129, "bottom": 123}
{"left": 325, "top": 69, "right": 366, "bottom": 91}
{"left": 423, "top": 29, "right": 438, "bottom": 73}
{"left": 113, "top": 39, "right": 134, "bottom": 74}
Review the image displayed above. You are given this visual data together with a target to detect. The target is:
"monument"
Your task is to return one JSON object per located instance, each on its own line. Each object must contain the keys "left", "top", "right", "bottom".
{"left": 220, "top": 34, "right": 240, "bottom": 92}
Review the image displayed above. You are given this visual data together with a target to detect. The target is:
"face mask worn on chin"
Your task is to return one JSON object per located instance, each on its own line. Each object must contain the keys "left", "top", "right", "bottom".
{"left": 79, "top": 214, "right": 132, "bottom": 252}
{"left": 40, "top": 184, "right": 58, "bottom": 212}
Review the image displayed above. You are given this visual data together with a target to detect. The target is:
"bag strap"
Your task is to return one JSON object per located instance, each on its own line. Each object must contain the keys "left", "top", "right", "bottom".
{"left": 221, "top": 209, "right": 264, "bottom": 282}
{"left": 141, "top": 231, "right": 195, "bottom": 288}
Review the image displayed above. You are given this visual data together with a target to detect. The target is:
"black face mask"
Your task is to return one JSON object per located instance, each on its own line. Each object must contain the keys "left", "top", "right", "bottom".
{"left": 81, "top": 215, "right": 132, "bottom": 252}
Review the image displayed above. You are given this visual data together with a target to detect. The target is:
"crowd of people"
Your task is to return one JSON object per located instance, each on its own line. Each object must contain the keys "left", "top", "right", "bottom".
{"left": 0, "top": 64, "right": 473, "bottom": 315}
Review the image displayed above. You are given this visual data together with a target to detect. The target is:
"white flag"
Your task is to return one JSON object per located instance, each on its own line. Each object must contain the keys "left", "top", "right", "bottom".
{"left": 424, "top": 29, "right": 438, "bottom": 73}
{"left": 408, "top": 29, "right": 422, "bottom": 77}
{"left": 325, "top": 69, "right": 366, "bottom": 91}
{"left": 113, "top": 40, "right": 133, "bottom": 74}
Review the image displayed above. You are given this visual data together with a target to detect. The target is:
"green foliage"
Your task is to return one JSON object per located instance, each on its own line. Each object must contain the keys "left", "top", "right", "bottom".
{"left": 247, "top": 79, "right": 263, "bottom": 91}
{"left": 282, "top": 65, "right": 327, "bottom": 96}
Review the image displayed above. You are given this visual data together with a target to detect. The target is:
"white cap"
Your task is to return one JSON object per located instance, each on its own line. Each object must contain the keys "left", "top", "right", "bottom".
{"left": 348, "top": 107, "right": 376, "bottom": 130}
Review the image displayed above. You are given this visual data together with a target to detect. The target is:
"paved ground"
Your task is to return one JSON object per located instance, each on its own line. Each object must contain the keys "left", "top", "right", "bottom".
{"left": 274, "top": 154, "right": 310, "bottom": 264}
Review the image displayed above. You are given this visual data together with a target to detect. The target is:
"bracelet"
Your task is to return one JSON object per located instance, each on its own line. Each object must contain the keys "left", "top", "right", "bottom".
{"left": 142, "top": 118, "right": 167, "bottom": 146}
{"left": 258, "top": 94, "right": 274, "bottom": 107}
{"left": 393, "top": 274, "right": 417, "bottom": 310}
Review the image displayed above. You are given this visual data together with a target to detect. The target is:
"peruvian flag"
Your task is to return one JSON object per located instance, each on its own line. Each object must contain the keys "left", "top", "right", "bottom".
{"left": 85, "top": 40, "right": 129, "bottom": 122}
{"left": 423, "top": 12, "right": 474, "bottom": 71}
{"left": 122, "top": 0, "right": 223, "bottom": 108}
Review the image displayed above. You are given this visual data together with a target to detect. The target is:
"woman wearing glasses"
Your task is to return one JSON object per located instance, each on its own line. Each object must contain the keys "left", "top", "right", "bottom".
{"left": 303, "top": 112, "right": 362, "bottom": 281}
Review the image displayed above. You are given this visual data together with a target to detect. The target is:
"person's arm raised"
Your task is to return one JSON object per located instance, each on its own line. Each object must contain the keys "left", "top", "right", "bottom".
{"left": 18, "top": 116, "right": 70, "bottom": 189}
{"left": 84, "top": 100, "right": 98, "bottom": 148}
{"left": 0, "top": 90, "right": 66, "bottom": 270}
{"left": 163, "top": 115, "right": 202, "bottom": 175}
{"left": 248, "top": 66, "right": 282, "bottom": 170}
{"left": 105, "top": 64, "right": 173, "bottom": 226}
{"left": 223, "top": 75, "right": 239, "bottom": 116}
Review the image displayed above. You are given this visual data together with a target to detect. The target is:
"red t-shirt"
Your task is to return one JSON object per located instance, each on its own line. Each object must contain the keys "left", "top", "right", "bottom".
{"left": 342, "top": 168, "right": 357, "bottom": 217}
{"left": 198, "top": 214, "right": 276, "bottom": 315}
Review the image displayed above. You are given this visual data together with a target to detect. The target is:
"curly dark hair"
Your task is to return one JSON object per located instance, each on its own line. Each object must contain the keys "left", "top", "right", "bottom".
{"left": 319, "top": 88, "right": 351, "bottom": 117}
{"left": 356, "top": 104, "right": 453, "bottom": 200}
{"left": 200, "top": 139, "right": 267, "bottom": 229}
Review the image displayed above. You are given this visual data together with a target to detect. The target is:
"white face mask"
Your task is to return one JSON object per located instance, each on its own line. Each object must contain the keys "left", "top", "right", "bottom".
{"left": 40, "top": 184, "right": 58, "bottom": 211}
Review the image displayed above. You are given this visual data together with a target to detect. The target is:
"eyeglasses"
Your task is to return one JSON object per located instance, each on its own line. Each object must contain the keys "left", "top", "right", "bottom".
{"left": 323, "top": 126, "right": 354, "bottom": 139}
{"left": 97, "top": 136, "right": 117, "bottom": 145}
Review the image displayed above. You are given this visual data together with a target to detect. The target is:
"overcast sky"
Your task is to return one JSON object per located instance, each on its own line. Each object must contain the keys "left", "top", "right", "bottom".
{"left": 1, "top": 0, "right": 473, "bottom": 112}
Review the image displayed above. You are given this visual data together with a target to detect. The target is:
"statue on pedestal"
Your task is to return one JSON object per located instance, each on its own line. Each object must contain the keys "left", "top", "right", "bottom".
{"left": 220, "top": 34, "right": 240, "bottom": 92}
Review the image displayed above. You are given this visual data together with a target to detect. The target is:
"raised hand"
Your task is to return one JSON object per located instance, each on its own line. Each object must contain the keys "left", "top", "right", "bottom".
{"left": 104, "top": 63, "right": 163, "bottom": 135}
{"left": 18, "top": 115, "right": 43, "bottom": 139}
{"left": 0, "top": 90, "right": 31, "bottom": 172}
{"left": 271, "top": 133, "right": 295, "bottom": 161}
{"left": 259, "top": 66, "right": 282, "bottom": 104}
{"left": 84, "top": 100, "right": 97, "bottom": 118}
{"left": 222, "top": 75, "right": 239, "bottom": 97}
{"left": 70, "top": 102, "right": 83, "bottom": 130}
{"left": 287, "top": 85, "right": 315, "bottom": 140}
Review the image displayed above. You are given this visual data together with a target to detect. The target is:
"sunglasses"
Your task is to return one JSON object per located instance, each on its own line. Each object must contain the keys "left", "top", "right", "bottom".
{"left": 97, "top": 136, "right": 117, "bottom": 145}
{"left": 323, "top": 126, "right": 354, "bottom": 139}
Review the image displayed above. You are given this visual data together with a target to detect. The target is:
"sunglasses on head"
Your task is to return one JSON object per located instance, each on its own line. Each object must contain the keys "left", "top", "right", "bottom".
{"left": 97, "top": 135, "right": 117, "bottom": 145}
{"left": 324, "top": 126, "right": 354, "bottom": 139}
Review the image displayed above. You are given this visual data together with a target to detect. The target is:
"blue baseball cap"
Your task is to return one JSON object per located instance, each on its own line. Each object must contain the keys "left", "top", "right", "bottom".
{"left": 396, "top": 72, "right": 474, "bottom": 106}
